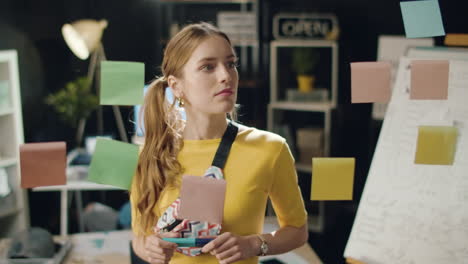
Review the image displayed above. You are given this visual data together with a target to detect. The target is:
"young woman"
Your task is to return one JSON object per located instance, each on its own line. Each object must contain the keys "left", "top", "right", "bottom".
{"left": 131, "top": 22, "right": 308, "bottom": 264}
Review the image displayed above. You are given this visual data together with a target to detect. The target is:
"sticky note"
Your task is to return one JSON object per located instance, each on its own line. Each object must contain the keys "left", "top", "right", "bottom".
{"left": 400, "top": 0, "right": 445, "bottom": 38}
{"left": 351, "top": 62, "right": 391, "bottom": 103}
{"left": 20, "top": 142, "right": 66, "bottom": 188}
{"left": 88, "top": 138, "right": 139, "bottom": 190}
{"left": 415, "top": 126, "right": 457, "bottom": 165}
{"left": 444, "top": 34, "right": 468, "bottom": 47}
{"left": 100, "top": 61, "right": 144, "bottom": 105}
{"left": 311, "top": 158, "right": 355, "bottom": 201}
{"left": 178, "top": 175, "right": 226, "bottom": 224}
{"left": 410, "top": 60, "right": 449, "bottom": 100}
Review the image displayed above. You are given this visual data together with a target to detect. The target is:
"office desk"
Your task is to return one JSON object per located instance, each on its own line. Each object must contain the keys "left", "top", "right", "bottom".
{"left": 33, "top": 179, "right": 124, "bottom": 237}
{"left": 32, "top": 149, "right": 126, "bottom": 237}
{"left": 1, "top": 223, "right": 322, "bottom": 264}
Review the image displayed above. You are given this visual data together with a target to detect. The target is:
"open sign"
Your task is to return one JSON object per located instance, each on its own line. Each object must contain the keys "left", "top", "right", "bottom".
{"left": 273, "top": 13, "right": 339, "bottom": 40}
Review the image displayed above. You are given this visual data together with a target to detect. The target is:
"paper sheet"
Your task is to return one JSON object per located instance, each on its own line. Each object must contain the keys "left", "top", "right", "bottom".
{"left": 87, "top": 138, "right": 139, "bottom": 190}
{"left": 344, "top": 58, "right": 468, "bottom": 264}
{"left": 400, "top": 0, "right": 445, "bottom": 38}
{"left": 100, "top": 61, "right": 145, "bottom": 106}
{"left": 311, "top": 158, "right": 355, "bottom": 201}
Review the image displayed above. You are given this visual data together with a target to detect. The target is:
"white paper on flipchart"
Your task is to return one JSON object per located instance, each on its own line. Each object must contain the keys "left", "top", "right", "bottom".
{"left": 344, "top": 57, "right": 468, "bottom": 264}
{"left": 372, "top": 36, "right": 434, "bottom": 120}
{"left": 0, "top": 168, "right": 10, "bottom": 197}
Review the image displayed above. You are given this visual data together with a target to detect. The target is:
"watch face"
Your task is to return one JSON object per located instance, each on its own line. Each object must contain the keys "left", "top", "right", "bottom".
{"left": 261, "top": 242, "right": 269, "bottom": 254}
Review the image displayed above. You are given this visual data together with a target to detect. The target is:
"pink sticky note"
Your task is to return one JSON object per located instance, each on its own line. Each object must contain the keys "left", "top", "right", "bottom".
{"left": 178, "top": 175, "right": 226, "bottom": 224}
{"left": 410, "top": 60, "right": 449, "bottom": 100}
{"left": 19, "top": 142, "right": 66, "bottom": 188}
{"left": 351, "top": 62, "right": 392, "bottom": 103}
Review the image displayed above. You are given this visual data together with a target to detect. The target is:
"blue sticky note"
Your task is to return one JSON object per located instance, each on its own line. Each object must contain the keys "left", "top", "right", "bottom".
{"left": 400, "top": 0, "right": 445, "bottom": 38}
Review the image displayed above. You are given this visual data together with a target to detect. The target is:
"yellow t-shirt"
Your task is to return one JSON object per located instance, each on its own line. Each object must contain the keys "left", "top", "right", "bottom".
{"left": 131, "top": 126, "right": 307, "bottom": 264}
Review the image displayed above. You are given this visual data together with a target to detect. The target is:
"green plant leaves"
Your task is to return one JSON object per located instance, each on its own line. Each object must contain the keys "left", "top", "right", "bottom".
{"left": 45, "top": 76, "right": 98, "bottom": 127}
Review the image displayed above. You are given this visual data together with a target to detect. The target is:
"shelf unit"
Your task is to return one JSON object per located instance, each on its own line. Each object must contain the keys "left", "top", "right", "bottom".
{"left": 267, "top": 40, "right": 338, "bottom": 233}
{"left": 0, "top": 50, "right": 29, "bottom": 238}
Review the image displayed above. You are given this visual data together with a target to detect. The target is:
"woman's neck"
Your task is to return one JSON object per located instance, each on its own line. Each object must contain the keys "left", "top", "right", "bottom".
{"left": 183, "top": 113, "right": 228, "bottom": 140}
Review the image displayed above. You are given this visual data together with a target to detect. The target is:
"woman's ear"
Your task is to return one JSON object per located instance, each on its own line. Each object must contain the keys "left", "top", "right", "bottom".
{"left": 167, "top": 75, "right": 182, "bottom": 98}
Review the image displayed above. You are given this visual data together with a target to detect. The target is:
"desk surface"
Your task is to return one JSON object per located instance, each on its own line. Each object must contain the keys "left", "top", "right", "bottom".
{"left": 32, "top": 180, "right": 124, "bottom": 191}
{"left": 1, "top": 228, "right": 322, "bottom": 264}
{"left": 62, "top": 230, "right": 322, "bottom": 264}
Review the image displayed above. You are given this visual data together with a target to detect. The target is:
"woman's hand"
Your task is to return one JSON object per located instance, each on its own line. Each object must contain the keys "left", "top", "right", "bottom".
{"left": 144, "top": 231, "right": 180, "bottom": 264}
{"left": 201, "top": 232, "right": 259, "bottom": 264}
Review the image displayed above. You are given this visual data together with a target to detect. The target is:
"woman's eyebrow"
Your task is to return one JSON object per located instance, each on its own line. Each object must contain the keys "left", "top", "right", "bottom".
{"left": 197, "top": 54, "right": 236, "bottom": 64}
{"left": 197, "top": 57, "right": 217, "bottom": 64}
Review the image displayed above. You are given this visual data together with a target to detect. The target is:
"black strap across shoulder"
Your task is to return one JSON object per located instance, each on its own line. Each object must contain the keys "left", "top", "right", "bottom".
{"left": 130, "top": 123, "right": 240, "bottom": 264}
{"left": 211, "top": 121, "right": 238, "bottom": 169}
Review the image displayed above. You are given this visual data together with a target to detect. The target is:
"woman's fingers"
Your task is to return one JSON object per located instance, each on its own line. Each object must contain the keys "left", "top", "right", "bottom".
{"left": 201, "top": 232, "right": 232, "bottom": 253}
{"left": 147, "top": 251, "right": 168, "bottom": 262}
{"left": 144, "top": 234, "right": 177, "bottom": 264}
{"left": 148, "top": 235, "right": 178, "bottom": 250}
{"left": 219, "top": 251, "right": 242, "bottom": 264}
{"left": 215, "top": 244, "right": 240, "bottom": 260}
{"left": 212, "top": 236, "right": 237, "bottom": 255}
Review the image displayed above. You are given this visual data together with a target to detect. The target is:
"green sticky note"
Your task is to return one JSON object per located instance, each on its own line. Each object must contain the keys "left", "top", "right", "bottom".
{"left": 100, "top": 61, "right": 144, "bottom": 105}
{"left": 400, "top": 0, "right": 445, "bottom": 38}
{"left": 415, "top": 126, "right": 457, "bottom": 165}
{"left": 311, "top": 158, "right": 355, "bottom": 201}
{"left": 88, "top": 138, "right": 139, "bottom": 190}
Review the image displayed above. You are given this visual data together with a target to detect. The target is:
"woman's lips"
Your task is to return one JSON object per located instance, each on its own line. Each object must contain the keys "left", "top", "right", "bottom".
{"left": 215, "top": 89, "right": 234, "bottom": 96}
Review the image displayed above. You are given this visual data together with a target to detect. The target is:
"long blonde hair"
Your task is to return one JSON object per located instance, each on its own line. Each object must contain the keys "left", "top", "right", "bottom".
{"left": 134, "top": 22, "right": 236, "bottom": 234}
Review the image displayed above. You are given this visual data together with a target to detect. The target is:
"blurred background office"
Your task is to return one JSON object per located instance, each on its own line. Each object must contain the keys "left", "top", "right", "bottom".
{"left": 1, "top": 0, "right": 467, "bottom": 263}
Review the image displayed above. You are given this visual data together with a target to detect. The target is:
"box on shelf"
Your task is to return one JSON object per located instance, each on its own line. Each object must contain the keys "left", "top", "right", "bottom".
{"left": 0, "top": 167, "right": 11, "bottom": 197}
{"left": 286, "top": 88, "right": 328, "bottom": 102}
{"left": 296, "top": 127, "right": 324, "bottom": 164}
{"left": 0, "top": 81, "right": 11, "bottom": 111}
{"left": 298, "top": 148, "right": 324, "bottom": 164}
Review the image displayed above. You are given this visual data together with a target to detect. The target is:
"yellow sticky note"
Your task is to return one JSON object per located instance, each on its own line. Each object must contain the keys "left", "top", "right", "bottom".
{"left": 415, "top": 126, "right": 458, "bottom": 165}
{"left": 311, "top": 158, "right": 355, "bottom": 201}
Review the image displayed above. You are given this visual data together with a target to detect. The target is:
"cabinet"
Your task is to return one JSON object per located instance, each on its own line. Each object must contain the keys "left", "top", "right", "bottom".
{"left": 0, "top": 50, "right": 29, "bottom": 237}
{"left": 267, "top": 40, "right": 338, "bottom": 233}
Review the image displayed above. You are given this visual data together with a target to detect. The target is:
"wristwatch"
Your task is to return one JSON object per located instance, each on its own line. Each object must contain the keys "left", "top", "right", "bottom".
{"left": 256, "top": 234, "right": 269, "bottom": 256}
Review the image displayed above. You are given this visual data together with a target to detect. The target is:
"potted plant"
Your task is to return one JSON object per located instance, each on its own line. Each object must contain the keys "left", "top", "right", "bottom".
{"left": 45, "top": 76, "right": 98, "bottom": 147}
{"left": 291, "top": 47, "right": 320, "bottom": 93}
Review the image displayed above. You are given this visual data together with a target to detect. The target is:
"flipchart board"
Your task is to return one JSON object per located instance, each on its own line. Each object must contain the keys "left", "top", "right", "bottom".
{"left": 344, "top": 53, "right": 468, "bottom": 264}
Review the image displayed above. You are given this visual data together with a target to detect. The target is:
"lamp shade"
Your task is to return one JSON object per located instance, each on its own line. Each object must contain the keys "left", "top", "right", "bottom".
{"left": 62, "top": 19, "right": 108, "bottom": 60}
